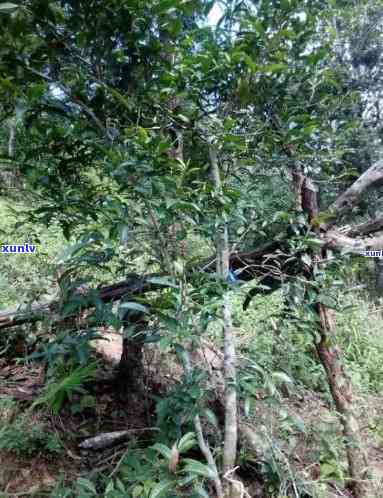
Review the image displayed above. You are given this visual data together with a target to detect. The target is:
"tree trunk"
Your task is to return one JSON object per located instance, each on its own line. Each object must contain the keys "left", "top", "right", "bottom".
{"left": 297, "top": 175, "right": 369, "bottom": 497}
{"left": 209, "top": 145, "right": 238, "bottom": 497}
{"left": 315, "top": 304, "right": 368, "bottom": 497}
{"left": 117, "top": 311, "right": 146, "bottom": 400}
{"left": 8, "top": 120, "right": 16, "bottom": 158}
{"left": 117, "top": 336, "right": 144, "bottom": 399}
{"left": 374, "top": 253, "right": 383, "bottom": 297}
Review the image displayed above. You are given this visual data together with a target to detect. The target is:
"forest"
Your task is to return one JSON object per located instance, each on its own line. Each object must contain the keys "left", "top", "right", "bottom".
{"left": 1, "top": 1, "right": 383, "bottom": 497}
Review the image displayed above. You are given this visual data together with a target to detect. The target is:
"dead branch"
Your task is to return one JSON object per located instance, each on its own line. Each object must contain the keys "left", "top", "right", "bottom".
{"left": 324, "top": 230, "right": 383, "bottom": 253}
{"left": 0, "top": 274, "right": 159, "bottom": 331}
{"left": 324, "top": 159, "right": 383, "bottom": 228}
{"left": 79, "top": 428, "right": 159, "bottom": 450}
{"left": 345, "top": 217, "right": 383, "bottom": 237}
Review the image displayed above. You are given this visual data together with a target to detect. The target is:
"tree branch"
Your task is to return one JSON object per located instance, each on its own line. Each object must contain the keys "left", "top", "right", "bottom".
{"left": 0, "top": 274, "right": 159, "bottom": 330}
{"left": 323, "top": 159, "right": 383, "bottom": 228}
{"left": 344, "top": 217, "right": 383, "bottom": 237}
{"left": 23, "top": 66, "right": 109, "bottom": 140}
{"left": 324, "top": 230, "right": 383, "bottom": 254}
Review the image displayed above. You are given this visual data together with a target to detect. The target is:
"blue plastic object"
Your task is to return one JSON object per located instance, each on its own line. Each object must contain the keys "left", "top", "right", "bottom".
{"left": 227, "top": 269, "right": 239, "bottom": 283}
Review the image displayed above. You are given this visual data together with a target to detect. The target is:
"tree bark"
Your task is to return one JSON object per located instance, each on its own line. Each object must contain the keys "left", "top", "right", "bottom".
{"left": 299, "top": 177, "right": 369, "bottom": 497}
{"left": 323, "top": 159, "right": 383, "bottom": 229}
{"left": 346, "top": 216, "right": 383, "bottom": 237}
{"left": 209, "top": 145, "right": 238, "bottom": 497}
{"left": 117, "top": 336, "right": 144, "bottom": 398}
{"left": 315, "top": 304, "right": 368, "bottom": 497}
{"left": 117, "top": 311, "right": 147, "bottom": 399}
{"left": 375, "top": 258, "right": 383, "bottom": 297}
{"left": 182, "top": 349, "right": 224, "bottom": 498}
{"left": 8, "top": 120, "right": 16, "bottom": 158}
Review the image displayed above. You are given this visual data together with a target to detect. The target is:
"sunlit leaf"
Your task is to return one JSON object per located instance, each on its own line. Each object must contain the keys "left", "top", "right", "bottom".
{"left": 119, "top": 302, "right": 148, "bottom": 313}
{"left": 149, "top": 480, "right": 173, "bottom": 498}
{"left": 0, "top": 2, "right": 18, "bottom": 14}
{"left": 182, "top": 459, "right": 217, "bottom": 479}
{"left": 151, "top": 443, "right": 172, "bottom": 459}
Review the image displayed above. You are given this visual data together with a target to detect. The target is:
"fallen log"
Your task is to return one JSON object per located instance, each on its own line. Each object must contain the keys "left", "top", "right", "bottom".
{"left": 0, "top": 303, "right": 51, "bottom": 330}
{"left": 0, "top": 274, "right": 160, "bottom": 330}
{"left": 0, "top": 243, "right": 294, "bottom": 331}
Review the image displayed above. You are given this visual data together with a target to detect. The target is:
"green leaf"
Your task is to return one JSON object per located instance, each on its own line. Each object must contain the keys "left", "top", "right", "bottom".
{"left": 301, "top": 254, "right": 312, "bottom": 267}
{"left": 259, "top": 63, "right": 286, "bottom": 73}
{"left": 146, "top": 277, "right": 178, "bottom": 289}
{"left": 290, "top": 415, "right": 306, "bottom": 433}
{"left": 151, "top": 443, "right": 172, "bottom": 459}
{"left": 27, "top": 83, "right": 47, "bottom": 102}
{"left": 57, "top": 240, "right": 91, "bottom": 263}
{"left": 203, "top": 408, "right": 218, "bottom": 428}
{"left": 77, "top": 478, "right": 97, "bottom": 494}
{"left": 115, "top": 478, "right": 126, "bottom": 492}
{"left": 305, "top": 238, "right": 323, "bottom": 247}
{"left": 132, "top": 485, "right": 144, "bottom": 498}
{"left": 173, "top": 260, "right": 184, "bottom": 275}
{"left": 193, "top": 487, "right": 210, "bottom": 498}
{"left": 0, "top": 2, "right": 18, "bottom": 14}
{"left": 317, "top": 294, "right": 338, "bottom": 309}
{"left": 119, "top": 302, "right": 148, "bottom": 313}
{"left": 149, "top": 480, "right": 173, "bottom": 498}
{"left": 32, "top": 363, "right": 97, "bottom": 414}
{"left": 177, "top": 432, "right": 196, "bottom": 453}
{"left": 108, "top": 87, "right": 132, "bottom": 110}
{"left": 105, "top": 480, "right": 115, "bottom": 494}
{"left": 272, "top": 372, "right": 293, "bottom": 385}
{"left": 182, "top": 459, "right": 217, "bottom": 479}
{"left": 248, "top": 362, "right": 265, "bottom": 376}
{"left": 177, "top": 114, "right": 190, "bottom": 124}
{"left": 244, "top": 397, "right": 252, "bottom": 417}
{"left": 320, "top": 461, "right": 342, "bottom": 479}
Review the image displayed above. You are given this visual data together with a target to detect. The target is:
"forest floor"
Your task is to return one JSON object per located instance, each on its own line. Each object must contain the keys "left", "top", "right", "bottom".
{"left": 1, "top": 330, "right": 383, "bottom": 497}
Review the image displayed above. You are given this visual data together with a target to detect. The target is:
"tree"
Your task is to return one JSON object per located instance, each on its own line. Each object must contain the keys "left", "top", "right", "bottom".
{"left": 1, "top": 1, "right": 383, "bottom": 495}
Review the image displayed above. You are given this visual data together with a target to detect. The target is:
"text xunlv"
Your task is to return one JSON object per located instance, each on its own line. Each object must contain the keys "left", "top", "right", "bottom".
{"left": 1, "top": 243, "right": 37, "bottom": 254}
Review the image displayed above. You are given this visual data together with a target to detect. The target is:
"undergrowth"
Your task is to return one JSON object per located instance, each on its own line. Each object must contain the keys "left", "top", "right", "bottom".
{"left": 0, "top": 399, "right": 62, "bottom": 456}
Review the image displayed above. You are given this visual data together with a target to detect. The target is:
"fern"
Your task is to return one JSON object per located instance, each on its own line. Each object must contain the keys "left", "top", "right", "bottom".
{"left": 32, "top": 362, "right": 97, "bottom": 414}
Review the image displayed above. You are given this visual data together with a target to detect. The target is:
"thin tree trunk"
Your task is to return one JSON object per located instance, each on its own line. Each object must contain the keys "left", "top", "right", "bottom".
{"left": 298, "top": 176, "right": 368, "bottom": 497}
{"left": 182, "top": 350, "right": 224, "bottom": 498}
{"left": 8, "top": 120, "right": 16, "bottom": 158}
{"left": 373, "top": 207, "right": 383, "bottom": 301}
{"left": 315, "top": 304, "right": 368, "bottom": 497}
{"left": 209, "top": 145, "right": 238, "bottom": 497}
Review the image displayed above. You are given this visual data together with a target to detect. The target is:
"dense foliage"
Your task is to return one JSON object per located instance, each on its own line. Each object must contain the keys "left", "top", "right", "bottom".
{"left": 1, "top": 1, "right": 383, "bottom": 497}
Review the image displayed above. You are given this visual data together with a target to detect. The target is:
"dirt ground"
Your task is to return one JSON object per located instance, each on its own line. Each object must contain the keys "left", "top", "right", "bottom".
{"left": 0, "top": 331, "right": 382, "bottom": 497}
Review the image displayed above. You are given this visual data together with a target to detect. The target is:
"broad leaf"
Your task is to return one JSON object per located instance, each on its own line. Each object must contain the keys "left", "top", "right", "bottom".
{"left": 119, "top": 302, "right": 148, "bottom": 313}
{"left": 149, "top": 480, "right": 173, "bottom": 498}
{"left": 0, "top": 2, "right": 18, "bottom": 14}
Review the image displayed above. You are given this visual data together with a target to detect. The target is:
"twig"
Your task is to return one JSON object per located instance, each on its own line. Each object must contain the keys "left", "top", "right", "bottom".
{"left": 182, "top": 352, "right": 223, "bottom": 498}
{"left": 223, "top": 467, "right": 251, "bottom": 498}
{"left": 108, "top": 446, "right": 130, "bottom": 478}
